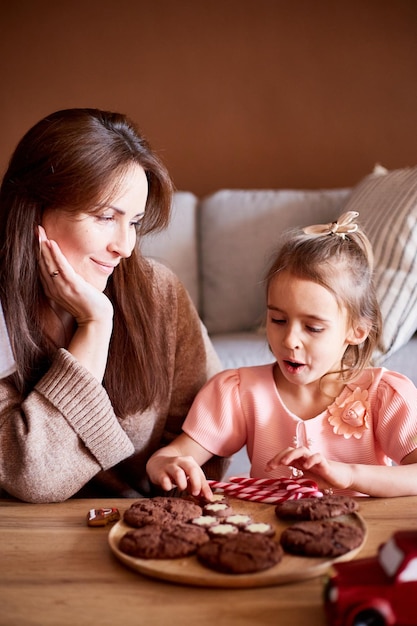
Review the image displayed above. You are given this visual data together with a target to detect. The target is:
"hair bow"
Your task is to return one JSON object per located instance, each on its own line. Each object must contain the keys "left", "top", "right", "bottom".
{"left": 303, "top": 211, "right": 359, "bottom": 239}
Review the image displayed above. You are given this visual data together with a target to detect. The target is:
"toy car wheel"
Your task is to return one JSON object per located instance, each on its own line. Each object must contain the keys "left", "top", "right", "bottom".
{"left": 352, "top": 609, "right": 386, "bottom": 626}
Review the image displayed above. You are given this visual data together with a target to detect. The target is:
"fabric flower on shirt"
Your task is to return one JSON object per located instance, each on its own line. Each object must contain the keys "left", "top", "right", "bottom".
{"left": 328, "top": 387, "right": 370, "bottom": 439}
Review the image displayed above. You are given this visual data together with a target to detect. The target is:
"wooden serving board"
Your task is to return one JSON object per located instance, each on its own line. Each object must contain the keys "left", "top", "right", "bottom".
{"left": 108, "top": 498, "right": 367, "bottom": 589}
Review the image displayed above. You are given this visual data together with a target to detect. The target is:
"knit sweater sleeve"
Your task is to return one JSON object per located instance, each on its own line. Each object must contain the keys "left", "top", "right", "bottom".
{"left": 0, "top": 349, "right": 134, "bottom": 502}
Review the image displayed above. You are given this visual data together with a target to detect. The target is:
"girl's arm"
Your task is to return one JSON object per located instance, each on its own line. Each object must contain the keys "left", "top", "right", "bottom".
{"left": 266, "top": 446, "right": 417, "bottom": 497}
{"left": 146, "top": 433, "right": 214, "bottom": 499}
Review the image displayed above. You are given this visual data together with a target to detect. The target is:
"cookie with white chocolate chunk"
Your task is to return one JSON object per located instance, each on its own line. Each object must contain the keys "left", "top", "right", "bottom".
{"left": 224, "top": 514, "right": 253, "bottom": 529}
{"left": 208, "top": 523, "right": 239, "bottom": 538}
{"left": 191, "top": 515, "right": 219, "bottom": 529}
{"left": 243, "top": 522, "right": 275, "bottom": 538}
{"left": 203, "top": 502, "right": 233, "bottom": 518}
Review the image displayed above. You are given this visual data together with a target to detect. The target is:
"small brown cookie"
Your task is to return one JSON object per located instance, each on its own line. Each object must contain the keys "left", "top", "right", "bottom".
{"left": 185, "top": 492, "right": 229, "bottom": 506}
{"left": 87, "top": 507, "right": 120, "bottom": 527}
{"left": 275, "top": 495, "right": 358, "bottom": 521}
{"left": 119, "top": 522, "right": 209, "bottom": 559}
{"left": 203, "top": 502, "right": 234, "bottom": 518}
{"left": 197, "top": 533, "right": 283, "bottom": 574}
{"left": 224, "top": 514, "right": 253, "bottom": 529}
{"left": 210, "top": 493, "right": 230, "bottom": 504}
{"left": 208, "top": 523, "right": 239, "bottom": 538}
{"left": 280, "top": 520, "right": 364, "bottom": 557}
{"left": 243, "top": 522, "right": 275, "bottom": 538}
{"left": 123, "top": 497, "right": 202, "bottom": 528}
{"left": 191, "top": 515, "right": 219, "bottom": 529}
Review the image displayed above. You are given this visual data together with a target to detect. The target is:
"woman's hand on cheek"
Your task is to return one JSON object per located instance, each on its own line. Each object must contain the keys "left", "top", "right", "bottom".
{"left": 37, "top": 225, "right": 113, "bottom": 325}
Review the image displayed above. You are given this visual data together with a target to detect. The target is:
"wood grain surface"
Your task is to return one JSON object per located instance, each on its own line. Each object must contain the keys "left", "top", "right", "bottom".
{"left": 2, "top": 497, "right": 417, "bottom": 626}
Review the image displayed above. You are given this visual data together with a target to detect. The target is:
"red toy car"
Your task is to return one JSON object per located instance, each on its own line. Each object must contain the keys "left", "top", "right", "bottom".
{"left": 324, "top": 530, "right": 417, "bottom": 626}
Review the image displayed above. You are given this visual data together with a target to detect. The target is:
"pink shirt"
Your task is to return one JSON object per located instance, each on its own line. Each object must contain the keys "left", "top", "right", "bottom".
{"left": 183, "top": 364, "right": 417, "bottom": 483}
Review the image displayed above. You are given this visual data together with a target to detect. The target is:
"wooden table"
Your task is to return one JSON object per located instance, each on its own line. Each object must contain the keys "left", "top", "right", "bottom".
{"left": 1, "top": 496, "right": 417, "bottom": 626}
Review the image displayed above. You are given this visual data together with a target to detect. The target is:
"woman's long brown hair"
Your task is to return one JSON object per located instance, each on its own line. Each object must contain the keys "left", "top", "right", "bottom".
{"left": 0, "top": 108, "right": 174, "bottom": 416}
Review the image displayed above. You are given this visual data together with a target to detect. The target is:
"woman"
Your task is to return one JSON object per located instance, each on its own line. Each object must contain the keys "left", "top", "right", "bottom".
{"left": 0, "top": 108, "right": 225, "bottom": 502}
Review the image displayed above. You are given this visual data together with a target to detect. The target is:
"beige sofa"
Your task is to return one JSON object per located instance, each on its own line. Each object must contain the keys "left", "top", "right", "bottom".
{"left": 142, "top": 166, "right": 417, "bottom": 385}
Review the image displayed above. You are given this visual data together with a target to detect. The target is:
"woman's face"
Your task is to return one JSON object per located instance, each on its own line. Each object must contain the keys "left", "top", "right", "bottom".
{"left": 41, "top": 165, "right": 148, "bottom": 291}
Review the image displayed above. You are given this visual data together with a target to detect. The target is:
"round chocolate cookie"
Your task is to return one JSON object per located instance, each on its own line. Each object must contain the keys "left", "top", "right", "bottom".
{"left": 186, "top": 492, "right": 230, "bottom": 507}
{"left": 197, "top": 532, "right": 283, "bottom": 574}
{"left": 224, "top": 514, "right": 253, "bottom": 529}
{"left": 275, "top": 495, "right": 358, "bottom": 521}
{"left": 191, "top": 515, "right": 219, "bottom": 529}
{"left": 119, "top": 522, "right": 209, "bottom": 559}
{"left": 208, "top": 523, "right": 239, "bottom": 538}
{"left": 243, "top": 522, "right": 275, "bottom": 538}
{"left": 123, "top": 497, "right": 202, "bottom": 528}
{"left": 210, "top": 493, "right": 229, "bottom": 504}
{"left": 280, "top": 520, "right": 364, "bottom": 557}
{"left": 203, "top": 502, "right": 234, "bottom": 518}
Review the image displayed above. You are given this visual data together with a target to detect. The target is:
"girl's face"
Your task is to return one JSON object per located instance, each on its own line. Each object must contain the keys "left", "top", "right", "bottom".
{"left": 266, "top": 271, "right": 365, "bottom": 387}
{"left": 41, "top": 165, "right": 148, "bottom": 291}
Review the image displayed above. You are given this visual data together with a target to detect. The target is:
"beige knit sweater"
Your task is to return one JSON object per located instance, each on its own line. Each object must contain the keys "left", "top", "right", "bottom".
{"left": 0, "top": 263, "right": 225, "bottom": 502}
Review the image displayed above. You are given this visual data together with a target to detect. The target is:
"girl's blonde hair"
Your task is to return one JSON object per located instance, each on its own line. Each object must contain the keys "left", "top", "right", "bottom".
{"left": 265, "top": 212, "right": 383, "bottom": 378}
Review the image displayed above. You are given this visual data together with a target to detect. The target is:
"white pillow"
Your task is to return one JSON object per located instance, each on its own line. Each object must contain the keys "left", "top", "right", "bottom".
{"left": 342, "top": 165, "right": 417, "bottom": 361}
{"left": 140, "top": 192, "right": 200, "bottom": 308}
{"left": 199, "top": 189, "right": 349, "bottom": 334}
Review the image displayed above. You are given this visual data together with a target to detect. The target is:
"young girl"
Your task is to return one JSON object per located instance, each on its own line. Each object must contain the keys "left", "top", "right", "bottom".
{"left": 0, "top": 108, "right": 225, "bottom": 503}
{"left": 147, "top": 211, "right": 417, "bottom": 498}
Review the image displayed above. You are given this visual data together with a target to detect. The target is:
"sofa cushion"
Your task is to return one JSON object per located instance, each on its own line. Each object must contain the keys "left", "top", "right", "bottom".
{"left": 342, "top": 165, "right": 417, "bottom": 361}
{"left": 199, "top": 189, "right": 350, "bottom": 334}
{"left": 140, "top": 191, "right": 200, "bottom": 308}
{"left": 210, "top": 331, "right": 275, "bottom": 369}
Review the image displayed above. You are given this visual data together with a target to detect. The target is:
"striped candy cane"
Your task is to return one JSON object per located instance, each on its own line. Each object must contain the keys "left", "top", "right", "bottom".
{"left": 228, "top": 476, "right": 319, "bottom": 490}
{"left": 207, "top": 477, "right": 323, "bottom": 503}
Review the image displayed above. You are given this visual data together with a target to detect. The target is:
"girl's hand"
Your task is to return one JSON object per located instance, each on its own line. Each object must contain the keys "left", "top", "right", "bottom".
{"left": 265, "top": 446, "right": 354, "bottom": 491}
{"left": 146, "top": 454, "right": 213, "bottom": 500}
{"left": 38, "top": 225, "right": 113, "bottom": 325}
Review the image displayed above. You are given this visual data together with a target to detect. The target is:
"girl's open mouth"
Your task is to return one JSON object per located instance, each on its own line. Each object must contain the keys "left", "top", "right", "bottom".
{"left": 283, "top": 360, "right": 305, "bottom": 373}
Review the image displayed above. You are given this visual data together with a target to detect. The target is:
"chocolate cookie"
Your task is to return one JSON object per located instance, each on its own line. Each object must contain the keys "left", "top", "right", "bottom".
{"left": 280, "top": 520, "right": 364, "bottom": 557}
{"left": 224, "top": 514, "right": 253, "bottom": 529}
{"left": 243, "top": 522, "right": 275, "bottom": 538}
{"left": 119, "top": 522, "right": 209, "bottom": 559}
{"left": 210, "top": 493, "right": 230, "bottom": 504}
{"left": 203, "top": 502, "right": 234, "bottom": 518}
{"left": 123, "top": 497, "right": 202, "bottom": 528}
{"left": 275, "top": 495, "right": 358, "bottom": 521}
{"left": 208, "top": 523, "right": 239, "bottom": 538}
{"left": 197, "top": 532, "right": 283, "bottom": 574}
{"left": 191, "top": 515, "right": 220, "bottom": 529}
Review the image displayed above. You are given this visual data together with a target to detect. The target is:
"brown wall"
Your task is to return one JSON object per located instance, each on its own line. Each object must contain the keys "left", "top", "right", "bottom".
{"left": 1, "top": 0, "right": 416, "bottom": 197}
